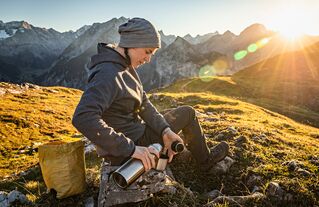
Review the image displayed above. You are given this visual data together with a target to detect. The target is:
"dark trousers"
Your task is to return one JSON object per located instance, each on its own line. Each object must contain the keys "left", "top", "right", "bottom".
{"left": 137, "top": 106, "right": 210, "bottom": 165}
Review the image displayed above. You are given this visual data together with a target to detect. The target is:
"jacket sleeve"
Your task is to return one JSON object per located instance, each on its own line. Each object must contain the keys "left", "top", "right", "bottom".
{"left": 72, "top": 68, "right": 135, "bottom": 158}
{"left": 138, "top": 91, "right": 170, "bottom": 136}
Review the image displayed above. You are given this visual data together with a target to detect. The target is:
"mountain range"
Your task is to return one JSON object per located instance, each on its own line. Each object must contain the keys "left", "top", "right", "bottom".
{"left": 1, "top": 17, "right": 319, "bottom": 91}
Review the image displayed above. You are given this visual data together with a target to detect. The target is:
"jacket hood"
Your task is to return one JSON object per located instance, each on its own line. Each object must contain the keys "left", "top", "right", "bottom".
{"left": 87, "top": 43, "right": 129, "bottom": 70}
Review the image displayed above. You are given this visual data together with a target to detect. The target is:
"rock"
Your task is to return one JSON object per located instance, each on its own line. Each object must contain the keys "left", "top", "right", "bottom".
{"left": 252, "top": 186, "right": 262, "bottom": 193}
{"left": 7, "top": 190, "right": 30, "bottom": 205}
{"left": 266, "top": 182, "right": 285, "bottom": 199}
{"left": 285, "top": 160, "right": 298, "bottom": 171}
{"left": 227, "top": 126, "right": 238, "bottom": 135}
{"left": 295, "top": 167, "right": 311, "bottom": 176}
{"left": 98, "top": 161, "right": 176, "bottom": 207}
{"left": 309, "top": 157, "right": 319, "bottom": 166}
{"left": 235, "top": 135, "right": 249, "bottom": 148}
{"left": 246, "top": 174, "right": 263, "bottom": 189}
{"left": 205, "top": 117, "right": 220, "bottom": 122}
{"left": 210, "top": 156, "right": 235, "bottom": 174}
{"left": 204, "top": 192, "right": 265, "bottom": 207}
{"left": 235, "top": 135, "right": 248, "bottom": 144}
{"left": 205, "top": 190, "right": 221, "bottom": 200}
{"left": 252, "top": 133, "right": 268, "bottom": 141}
{"left": 84, "top": 196, "right": 94, "bottom": 207}
{"left": 6, "top": 89, "right": 22, "bottom": 94}
{"left": 21, "top": 83, "right": 40, "bottom": 89}
{"left": 195, "top": 111, "right": 208, "bottom": 118}
{"left": 215, "top": 133, "right": 224, "bottom": 140}
{"left": 46, "top": 89, "right": 58, "bottom": 93}
{"left": 0, "top": 191, "right": 9, "bottom": 207}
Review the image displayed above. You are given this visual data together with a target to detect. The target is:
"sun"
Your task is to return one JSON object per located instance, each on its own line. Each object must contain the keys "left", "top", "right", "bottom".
{"left": 279, "top": 26, "right": 303, "bottom": 40}
{"left": 267, "top": 5, "right": 308, "bottom": 41}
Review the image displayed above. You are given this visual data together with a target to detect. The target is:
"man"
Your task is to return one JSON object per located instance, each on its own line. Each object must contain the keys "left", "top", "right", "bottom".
{"left": 72, "top": 18, "right": 229, "bottom": 173}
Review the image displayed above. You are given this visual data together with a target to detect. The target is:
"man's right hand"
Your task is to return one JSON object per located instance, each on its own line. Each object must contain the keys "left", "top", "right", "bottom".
{"left": 131, "top": 145, "right": 160, "bottom": 171}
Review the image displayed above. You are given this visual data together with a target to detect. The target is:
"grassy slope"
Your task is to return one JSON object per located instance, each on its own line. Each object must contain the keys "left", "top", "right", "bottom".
{"left": 232, "top": 41, "right": 319, "bottom": 118}
{"left": 160, "top": 77, "right": 319, "bottom": 128}
{"left": 150, "top": 91, "right": 319, "bottom": 206}
{"left": 0, "top": 82, "right": 82, "bottom": 177}
{"left": 0, "top": 81, "right": 318, "bottom": 206}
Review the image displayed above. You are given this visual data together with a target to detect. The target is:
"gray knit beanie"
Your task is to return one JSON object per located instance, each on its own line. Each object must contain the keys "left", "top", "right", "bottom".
{"left": 118, "top": 18, "right": 161, "bottom": 48}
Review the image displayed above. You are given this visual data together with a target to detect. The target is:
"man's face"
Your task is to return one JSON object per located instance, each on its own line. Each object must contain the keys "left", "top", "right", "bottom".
{"left": 129, "top": 48, "right": 158, "bottom": 69}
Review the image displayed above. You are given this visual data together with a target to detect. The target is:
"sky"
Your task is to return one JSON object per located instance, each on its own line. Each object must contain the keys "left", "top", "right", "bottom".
{"left": 1, "top": 0, "right": 319, "bottom": 36}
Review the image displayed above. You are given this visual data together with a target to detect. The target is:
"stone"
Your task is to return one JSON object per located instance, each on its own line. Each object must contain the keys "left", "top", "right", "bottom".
{"left": 195, "top": 111, "right": 208, "bottom": 118}
{"left": 204, "top": 192, "right": 265, "bottom": 207}
{"left": 252, "top": 134, "right": 268, "bottom": 141}
{"left": 0, "top": 191, "right": 9, "bottom": 207}
{"left": 246, "top": 174, "right": 263, "bottom": 189}
{"left": 266, "top": 182, "right": 285, "bottom": 199}
{"left": 206, "top": 112, "right": 216, "bottom": 116}
{"left": 205, "top": 190, "right": 221, "bottom": 200}
{"left": 21, "top": 83, "right": 40, "bottom": 89}
{"left": 84, "top": 196, "right": 94, "bottom": 207}
{"left": 98, "top": 161, "right": 176, "bottom": 207}
{"left": 235, "top": 135, "right": 248, "bottom": 144}
{"left": 286, "top": 160, "right": 298, "bottom": 171}
{"left": 252, "top": 186, "right": 262, "bottom": 193}
{"left": 6, "top": 89, "right": 22, "bottom": 94}
{"left": 7, "top": 190, "right": 30, "bottom": 205}
{"left": 210, "top": 156, "right": 235, "bottom": 174}
{"left": 205, "top": 117, "right": 220, "bottom": 122}
{"left": 227, "top": 126, "right": 238, "bottom": 135}
{"left": 215, "top": 133, "right": 224, "bottom": 140}
{"left": 295, "top": 167, "right": 311, "bottom": 176}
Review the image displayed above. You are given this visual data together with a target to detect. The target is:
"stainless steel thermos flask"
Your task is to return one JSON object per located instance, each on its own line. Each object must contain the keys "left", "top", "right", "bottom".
{"left": 112, "top": 141, "right": 185, "bottom": 188}
{"left": 112, "top": 143, "right": 163, "bottom": 188}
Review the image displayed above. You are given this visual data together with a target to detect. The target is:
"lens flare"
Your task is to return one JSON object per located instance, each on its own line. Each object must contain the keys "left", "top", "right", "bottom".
{"left": 256, "top": 37, "right": 270, "bottom": 48}
{"left": 213, "top": 59, "right": 228, "bottom": 74}
{"left": 234, "top": 37, "right": 271, "bottom": 61}
{"left": 234, "top": 50, "right": 248, "bottom": 60}
{"left": 247, "top": 43, "right": 258, "bottom": 53}
{"left": 199, "top": 65, "right": 215, "bottom": 82}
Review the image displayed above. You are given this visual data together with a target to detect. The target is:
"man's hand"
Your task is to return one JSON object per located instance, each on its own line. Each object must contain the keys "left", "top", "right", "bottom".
{"left": 162, "top": 128, "right": 184, "bottom": 163}
{"left": 131, "top": 145, "right": 160, "bottom": 171}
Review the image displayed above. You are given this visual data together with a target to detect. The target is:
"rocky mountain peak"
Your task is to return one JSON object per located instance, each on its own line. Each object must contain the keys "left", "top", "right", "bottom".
{"left": 159, "top": 30, "right": 176, "bottom": 46}
{"left": 172, "top": 36, "right": 191, "bottom": 47}
{"left": 0, "top": 20, "right": 32, "bottom": 30}
{"left": 223, "top": 30, "right": 235, "bottom": 36}
{"left": 239, "top": 23, "right": 268, "bottom": 37}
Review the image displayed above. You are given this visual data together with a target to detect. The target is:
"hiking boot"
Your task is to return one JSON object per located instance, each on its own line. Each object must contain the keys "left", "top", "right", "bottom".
{"left": 208, "top": 141, "right": 229, "bottom": 164}
{"left": 200, "top": 141, "right": 229, "bottom": 172}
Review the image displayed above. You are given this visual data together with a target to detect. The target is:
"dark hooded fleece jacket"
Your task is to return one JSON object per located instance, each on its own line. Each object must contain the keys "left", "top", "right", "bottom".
{"left": 72, "top": 43, "right": 170, "bottom": 162}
